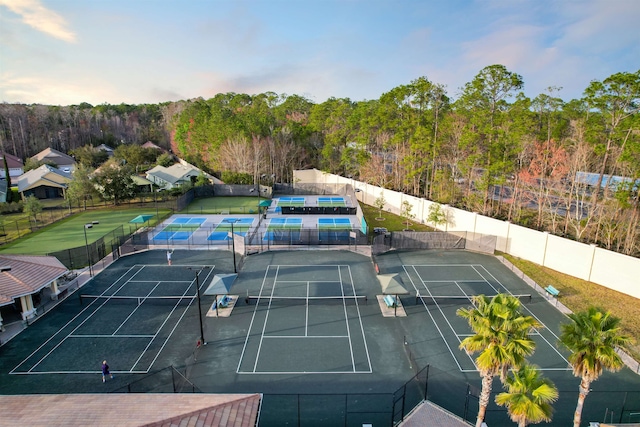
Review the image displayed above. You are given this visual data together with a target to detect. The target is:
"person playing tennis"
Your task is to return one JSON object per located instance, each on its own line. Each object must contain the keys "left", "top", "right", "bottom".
{"left": 101, "top": 360, "right": 113, "bottom": 383}
{"left": 167, "top": 249, "right": 174, "bottom": 265}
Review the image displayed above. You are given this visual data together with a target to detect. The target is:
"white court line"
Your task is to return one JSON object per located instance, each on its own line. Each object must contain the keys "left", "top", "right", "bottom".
{"left": 404, "top": 265, "right": 465, "bottom": 371}
{"left": 124, "top": 280, "right": 192, "bottom": 283}
{"left": 473, "top": 265, "right": 571, "bottom": 368}
{"left": 20, "top": 266, "right": 146, "bottom": 374}
{"left": 239, "top": 370, "right": 364, "bottom": 375}
{"left": 338, "top": 265, "right": 356, "bottom": 372}
{"left": 346, "top": 265, "right": 372, "bottom": 373}
{"left": 235, "top": 266, "right": 272, "bottom": 373}
{"left": 11, "top": 370, "right": 149, "bottom": 375}
{"left": 276, "top": 280, "right": 341, "bottom": 283}
{"left": 253, "top": 266, "right": 280, "bottom": 373}
{"left": 69, "top": 334, "right": 155, "bottom": 338}
{"left": 134, "top": 266, "right": 215, "bottom": 373}
{"left": 305, "top": 281, "right": 310, "bottom": 336}
{"left": 264, "top": 335, "right": 349, "bottom": 339}
{"left": 10, "top": 265, "right": 140, "bottom": 374}
{"left": 112, "top": 281, "right": 163, "bottom": 335}
{"left": 417, "top": 270, "right": 477, "bottom": 369}
{"left": 237, "top": 264, "right": 371, "bottom": 374}
{"left": 14, "top": 264, "right": 215, "bottom": 376}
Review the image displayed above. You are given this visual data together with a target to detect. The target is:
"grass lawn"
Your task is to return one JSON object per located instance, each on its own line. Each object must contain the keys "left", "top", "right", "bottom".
{"left": 502, "top": 253, "right": 640, "bottom": 361}
{"left": 185, "top": 196, "right": 265, "bottom": 214}
{"left": 0, "top": 208, "right": 171, "bottom": 255}
{"left": 361, "top": 204, "right": 434, "bottom": 234}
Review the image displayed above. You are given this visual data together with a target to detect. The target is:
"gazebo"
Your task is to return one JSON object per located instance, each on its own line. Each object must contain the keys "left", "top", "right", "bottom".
{"left": 378, "top": 273, "right": 409, "bottom": 317}
{"left": 203, "top": 274, "right": 238, "bottom": 316}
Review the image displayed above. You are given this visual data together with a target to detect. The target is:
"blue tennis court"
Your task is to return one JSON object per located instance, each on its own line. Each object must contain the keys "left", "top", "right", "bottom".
{"left": 269, "top": 218, "right": 303, "bottom": 226}
{"left": 207, "top": 218, "right": 254, "bottom": 241}
{"left": 318, "top": 218, "right": 352, "bottom": 241}
{"left": 278, "top": 197, "right": 306, "bottom": 207}
{"left": 152, "top": 230, "right": 192, "bottom": 241}
{"left": 318, "top": 218, "right": 352, "bottom": 227}
{"left": 171, "top": 217, "right": 207, "bottom": 225}
{"left": 264, "top": 218, "right": 303, "bottom": 241}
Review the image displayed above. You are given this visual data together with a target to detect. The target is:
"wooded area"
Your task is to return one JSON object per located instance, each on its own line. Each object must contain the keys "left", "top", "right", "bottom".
{"left": 1, "top": 65, "right": 638, "bottom": 256}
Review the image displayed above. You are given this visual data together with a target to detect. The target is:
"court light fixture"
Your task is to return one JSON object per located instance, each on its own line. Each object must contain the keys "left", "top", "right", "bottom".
{"left": 188, "top": 266, "right": 210, "bottom": 346}
{"left": 223, "top": 219, "right": 241, "bottom": 273}
{"left": 83, "top": 222, "right": 99, "bottom": 277}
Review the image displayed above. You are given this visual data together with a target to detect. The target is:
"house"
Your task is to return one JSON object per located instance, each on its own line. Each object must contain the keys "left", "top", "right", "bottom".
{"left": 1, "top": 152, "right": 24, "bottom": 178}
{"left": 146, "top": 162, "right": 220, "bottom": 191}
{"left": 0, "top": 255, "right": 69, "bottom": 328}
{"left": 131, "top": 175, "right": 154, "bottom": 193}
{"left": 31, "top": 147, "right": 76, "bottom": 173}
{"left": 141, "top": 141, "right": 167, "bottom": 152}
{"left": 17, "top": 164, "right": 72, "bottom": 199}
{"left": 0, "top": 179, "right": 7, "bottom": 203}
{"left": 95, "top": 144, "right": 115, "bottom": 157}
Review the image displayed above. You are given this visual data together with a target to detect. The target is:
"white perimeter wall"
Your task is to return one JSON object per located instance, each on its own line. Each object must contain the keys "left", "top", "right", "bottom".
{"left": 295, "top": 169, "right": 640, "bottom": 299}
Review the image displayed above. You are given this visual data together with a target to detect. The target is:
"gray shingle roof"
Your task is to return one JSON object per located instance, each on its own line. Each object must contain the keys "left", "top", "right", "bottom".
{"left": 17, "top": 165, "right": 71, "bottom": 193}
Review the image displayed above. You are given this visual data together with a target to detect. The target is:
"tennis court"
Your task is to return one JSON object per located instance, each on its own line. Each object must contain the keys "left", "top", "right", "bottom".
{"left": 207, "top": 217, "right": 255, "bottom": 241}
{"left": 1, "top": 248, "right": 638, "bottom": 426}
{"left": 152, "top": 217, "right": 207, "bottom": 241}
{"left": 263, "top": 218, "right": 303, "bottom": 241}
{"left": 277, "top": 197, "right": 306, "bottom": 207}
{"left": 236, "top": 264, "right": 371, "bottom": 374}
{"left": 317, "top": 218, "right": 354, "bottom": 241}
{"left": 318, "top": 197, "right": 347, "bottom": 207}
{"left": 10, "top": 264, "right": 215, "bottom": 376}
{"left": 403, "top": 263, "right": 571, "bottom": 373}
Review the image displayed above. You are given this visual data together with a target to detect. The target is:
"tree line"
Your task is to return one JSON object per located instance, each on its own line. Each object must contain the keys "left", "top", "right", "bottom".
{"left": 1, "top": 65, "right": 638, "bottom": 256}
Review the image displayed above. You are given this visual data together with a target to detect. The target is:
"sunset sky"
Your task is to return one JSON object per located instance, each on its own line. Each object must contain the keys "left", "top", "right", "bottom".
{"left": 1, "top": 0, "right": 638, "bottom": 106}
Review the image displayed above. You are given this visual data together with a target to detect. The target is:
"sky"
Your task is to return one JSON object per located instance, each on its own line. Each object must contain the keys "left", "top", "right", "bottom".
{"left": 0, "top": 0, "right": 638, "bottom": 106}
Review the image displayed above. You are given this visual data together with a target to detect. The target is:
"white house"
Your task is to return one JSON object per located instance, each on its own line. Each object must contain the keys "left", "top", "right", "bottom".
{"left": 146, "top": 162, "right": 220, "bottom": 191}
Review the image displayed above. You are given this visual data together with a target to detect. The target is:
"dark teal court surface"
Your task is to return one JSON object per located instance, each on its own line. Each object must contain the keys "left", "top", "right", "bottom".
{"left": 1, "top": 249, "right": 638, "bottom": 426}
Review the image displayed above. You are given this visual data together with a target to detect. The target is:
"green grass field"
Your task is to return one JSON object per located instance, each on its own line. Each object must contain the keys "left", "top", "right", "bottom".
{"left": 185, "top": 196, "right": 265, "bottom": 214}
{"left": 0, "top": 208, "right": 170, "bottom": 255}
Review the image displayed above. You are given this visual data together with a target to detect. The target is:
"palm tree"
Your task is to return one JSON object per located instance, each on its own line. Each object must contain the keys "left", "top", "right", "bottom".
{"left": 559, "top": 307, "right": 632, "bottom": 427}
{"left": 458, "top": 294, "right": 542, "bottom": 427}
{"left": 495, "top": 364, "right": 559, "bottom": 427}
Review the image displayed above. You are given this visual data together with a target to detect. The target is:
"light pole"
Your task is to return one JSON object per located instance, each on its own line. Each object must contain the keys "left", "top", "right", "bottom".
{"left": 223, "top": 219, "right": 240, "bottom": 273}
{"left": 83, "top": 221, "right": 99, "bottom": 277}
{"left": 188, "top": 267, "right": 209, "bottom": 346}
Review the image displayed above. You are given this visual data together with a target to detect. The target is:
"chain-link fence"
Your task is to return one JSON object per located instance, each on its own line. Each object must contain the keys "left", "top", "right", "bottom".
{"left": 372, "top": 231, "right": 496, "bottom": 255}
{"left": 111, "top": 365, "right": 201, "bottom": 393}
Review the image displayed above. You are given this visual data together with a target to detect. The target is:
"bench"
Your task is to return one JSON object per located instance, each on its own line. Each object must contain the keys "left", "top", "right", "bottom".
{"left": 383, "top": 295, "right": 397, "bottom": 308}
{"left": 212, "top": 295, "right": 230, "bottom": 309}
{"left": 545, "top": 285, "right": 560, "bottom": 298}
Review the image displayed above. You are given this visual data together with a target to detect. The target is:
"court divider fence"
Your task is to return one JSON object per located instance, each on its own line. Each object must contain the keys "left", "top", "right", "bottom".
{"left": 111, "top": 365, "right": 201, "bottom": 393}
{"left": 372, "top": 231, "right": 496, "bottom": 255}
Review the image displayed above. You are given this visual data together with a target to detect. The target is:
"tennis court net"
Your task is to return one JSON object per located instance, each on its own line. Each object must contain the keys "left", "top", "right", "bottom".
{"left": 80, "top": 294, "right": 196, "bottom": 306}
{"left": 246, "top": 295, "right": 368, "bottom": 306}
{"left": 415, "top": 293, "right": 532, "bottom": 305}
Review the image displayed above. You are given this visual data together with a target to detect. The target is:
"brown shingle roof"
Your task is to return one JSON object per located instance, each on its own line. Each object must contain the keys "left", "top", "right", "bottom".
{"left": 0, "top": 393, "right": 261, "bottom": 427}
{"left": 0, "top": 255, "right": 68, "bottom": 301}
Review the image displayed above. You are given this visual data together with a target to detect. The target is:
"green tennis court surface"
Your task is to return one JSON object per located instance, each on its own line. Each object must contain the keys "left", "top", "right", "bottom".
{"left": 276, "top": 196, "right": 305, "bottom": 207}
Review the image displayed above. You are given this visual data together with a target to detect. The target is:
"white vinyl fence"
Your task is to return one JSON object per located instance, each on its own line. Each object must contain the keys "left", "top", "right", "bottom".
{"left": 294, "top": 169, "right": 640, "bottom": 299}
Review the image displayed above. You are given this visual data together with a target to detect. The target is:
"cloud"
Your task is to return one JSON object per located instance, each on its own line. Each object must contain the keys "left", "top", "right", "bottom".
{"left": 0, "top": 0, "right": 76, "bottom": 42}
{"left": 0, "top": 73, "right": 116, "bottom": 105}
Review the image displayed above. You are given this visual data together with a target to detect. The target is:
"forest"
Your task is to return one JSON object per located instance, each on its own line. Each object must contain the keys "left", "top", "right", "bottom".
{"left": 0, "top": 65, "right": 638, "bottom": 256}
